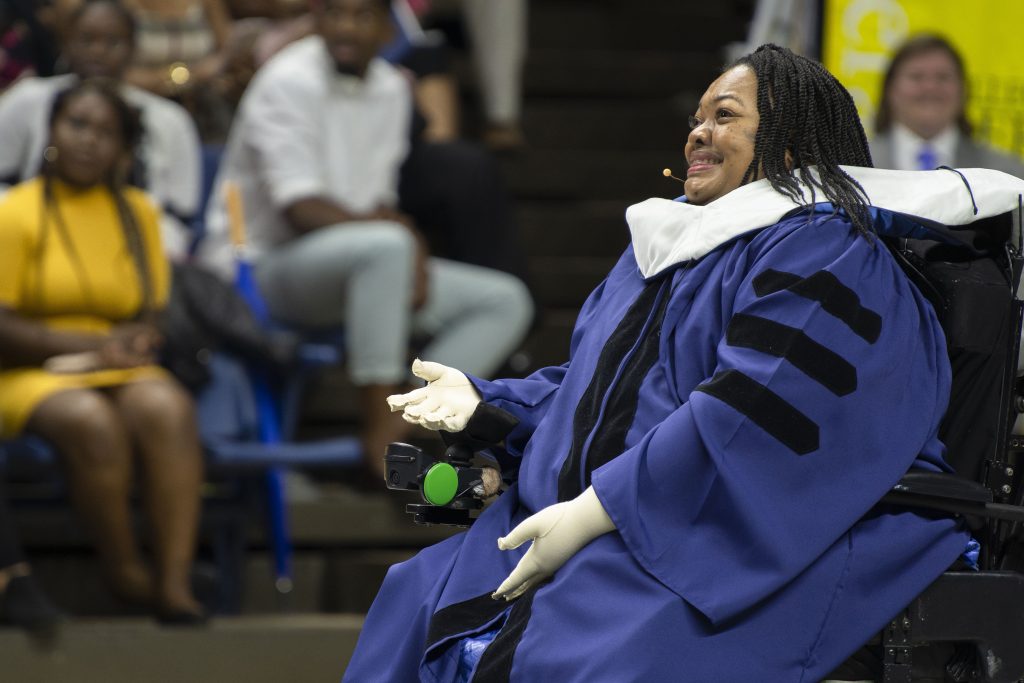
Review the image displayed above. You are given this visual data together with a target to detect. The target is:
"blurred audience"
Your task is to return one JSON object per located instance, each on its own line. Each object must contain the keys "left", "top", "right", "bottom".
{"left": 872, "top": 34, "right": 1024, "bottom": 178}
{"left": 120, "top": 0, "right": 235, "bottom": 140}
{"left": 0, "top": 482, "right": 63, "bottom": 633}
{"left": 0, "top": 0, "right": 202, "bottom": 260}
{"left": 0, "top": 0, "right": 60, "bottom": 90}
{"left": 459, "top": 0, "right": 527, "bottom": 150}
{"left": 197, "top": 0, "right": 532, "bottom": 480}
{"left": 226, "top": 0, "right": 307, "bottom": 21}
{"left": 121, "top": 0, "right": 231, "bottom": 99}
{"left": 0, "top": 79, "right": 205, "bottom": 623}
{"left": 218, "top": 1, "right": 457, "bottom": 140}
{"left": 391, "top": 0, "right": 528, "bottom": 148}
{"left": 224, "top": 0, "right": 526, "bottom": 148}
{"left": 207, "top": 0, "right": 530, "bottom": 277}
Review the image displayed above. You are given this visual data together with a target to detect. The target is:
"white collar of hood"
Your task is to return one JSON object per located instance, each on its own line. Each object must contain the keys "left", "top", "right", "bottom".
{"left": 627, "top": 166, "right": 1024, "bottom": 279}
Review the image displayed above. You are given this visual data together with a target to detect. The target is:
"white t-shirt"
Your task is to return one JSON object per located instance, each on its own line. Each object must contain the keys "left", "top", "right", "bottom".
{"left": 199, "top": 36, "right": 414, "bottom": 278}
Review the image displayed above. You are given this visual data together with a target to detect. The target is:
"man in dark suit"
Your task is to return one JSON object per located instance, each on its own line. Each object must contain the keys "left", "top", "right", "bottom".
{"left": 871, "top": 34, "right": 1024, "bottom": 179}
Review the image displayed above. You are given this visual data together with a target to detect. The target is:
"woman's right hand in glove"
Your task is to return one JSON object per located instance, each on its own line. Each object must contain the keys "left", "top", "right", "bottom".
{"left": 386, "top": 359, "right": 481, "bottom": 432}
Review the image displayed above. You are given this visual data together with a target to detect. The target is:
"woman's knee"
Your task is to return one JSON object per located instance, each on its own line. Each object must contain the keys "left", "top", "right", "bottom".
{"left": 27, "top": 390, "right": 130, "bottom": 466}
{"left": 116, "top": 380, "right": 198, "bottom": 436}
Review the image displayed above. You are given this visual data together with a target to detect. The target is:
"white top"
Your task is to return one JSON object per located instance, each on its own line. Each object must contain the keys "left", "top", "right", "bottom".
{"left": 627, "top": 166, "right": 1024, "bottom": 279}
{"left": 199, "top": 36, "right": 414, "bottom": 278}
{"left": 0, "top": 74, "right": 201, "bottom": 220}
{"left": 890, "top": 122, "right": 959, "bottom": 171}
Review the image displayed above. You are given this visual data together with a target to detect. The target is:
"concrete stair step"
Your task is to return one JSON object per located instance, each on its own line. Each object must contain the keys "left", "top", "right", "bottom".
{"left": 515, "top": 308, "right": 579, "bottom": 370}
{"left": 28, "top": 545, "right": 421, "bottom": 617}
{"left": 521, "top": 48, "right": 726, "bottom": 99}
{"left": 1, "top": 615, "right": 361, "bottom": 683}
{"left": 531, "top": 255, "right": 619, "bottom": 309}
{"left": 516, "top": 199, "right": 632, "bottom": 259}
{"left": 521, "top": 99, "right": 693, "bottom": 151}
{"left": 530, "top": 1, "right": 751, "bottom": 53}
{"left": 500, "top": 148, "right": 685, "bottom": 201}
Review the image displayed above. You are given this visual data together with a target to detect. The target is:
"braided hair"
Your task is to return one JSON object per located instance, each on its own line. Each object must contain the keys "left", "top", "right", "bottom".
{"left": 38, "top": 78, "right": 154, "bottom": 317}
{"left": 733, "top": 44, "right": 875, "bottom": 236}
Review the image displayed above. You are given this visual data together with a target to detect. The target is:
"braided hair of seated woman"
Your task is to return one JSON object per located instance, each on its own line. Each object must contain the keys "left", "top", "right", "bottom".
{"left": 734, "top": 44, "right": 875, "bottom": 238}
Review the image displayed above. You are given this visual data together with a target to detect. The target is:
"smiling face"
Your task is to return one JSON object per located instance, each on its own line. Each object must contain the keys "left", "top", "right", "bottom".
{"left": 49, "top": 90, "right": 126, "bottom": 187}
{"left": 886, "top": 48, "right": 964, "bottom": 140}
{"left": 314, "top": 0, "right": 391, "bottom": 77}
{"left": 684, "top": 65, "right": 760, "bottom": 206}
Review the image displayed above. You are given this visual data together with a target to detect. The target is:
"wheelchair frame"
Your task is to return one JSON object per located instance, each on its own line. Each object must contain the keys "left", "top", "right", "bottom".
{"left": 868, "top": 205, "right": 1024, "bottom": 683}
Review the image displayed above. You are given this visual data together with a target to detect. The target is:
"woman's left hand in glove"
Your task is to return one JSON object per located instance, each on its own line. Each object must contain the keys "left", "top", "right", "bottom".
{"left": 492, "top": 486, "right": 615, "bottom": 601}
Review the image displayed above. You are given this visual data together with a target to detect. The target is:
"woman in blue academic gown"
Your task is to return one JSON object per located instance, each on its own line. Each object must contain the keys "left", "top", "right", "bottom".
{"left": 343, "top": 44, "right": 1024, "bottom": 682}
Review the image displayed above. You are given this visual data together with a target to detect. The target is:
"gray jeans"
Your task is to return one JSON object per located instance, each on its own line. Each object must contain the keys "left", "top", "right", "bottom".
{"left": 255, "top": 221, "right": 533, "bottom": 385}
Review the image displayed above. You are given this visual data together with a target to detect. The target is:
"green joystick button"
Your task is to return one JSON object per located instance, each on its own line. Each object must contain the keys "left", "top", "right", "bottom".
{"left": 423, "top": 462, "right": 459, "bottom": 506}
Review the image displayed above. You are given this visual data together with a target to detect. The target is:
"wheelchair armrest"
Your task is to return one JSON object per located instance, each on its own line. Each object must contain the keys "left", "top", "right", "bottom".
{"left": 883, "top": 471, "right": 1024, "bottom": 524}
{"left": 891, "top": 470, "right": 993, "bottom": 503}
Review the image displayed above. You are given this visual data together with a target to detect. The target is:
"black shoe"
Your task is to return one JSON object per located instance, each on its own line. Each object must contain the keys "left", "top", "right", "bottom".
{"left": 155, "top": 606, "right": 209, "bottom": 627}
{"left": 0, "top": 575, "right": 64, "bottom": 634}
{"left": 190, "top": 563, "right": 222, "bottom": 612}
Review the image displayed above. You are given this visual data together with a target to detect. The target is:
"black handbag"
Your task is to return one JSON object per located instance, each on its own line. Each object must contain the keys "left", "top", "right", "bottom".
{"left": 160, "top": 263, "right": 297, "bottom": 392}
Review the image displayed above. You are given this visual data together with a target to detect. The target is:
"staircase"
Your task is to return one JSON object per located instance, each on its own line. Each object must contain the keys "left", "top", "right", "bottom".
{"left": 1, "top": 616, "right": 360, "bottom": 683}
{"left": 506, "top": 0, "right": 754, "bottom": 369}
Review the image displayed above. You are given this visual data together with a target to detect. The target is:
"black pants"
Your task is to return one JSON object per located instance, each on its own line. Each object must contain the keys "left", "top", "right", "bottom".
{"left": 399, "top": 140, "right": 530, "bottom": 285}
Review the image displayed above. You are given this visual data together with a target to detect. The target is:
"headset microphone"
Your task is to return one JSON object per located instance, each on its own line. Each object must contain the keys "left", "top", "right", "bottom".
{"left": 662, "top": 168, "right": 685, "bottom": 184}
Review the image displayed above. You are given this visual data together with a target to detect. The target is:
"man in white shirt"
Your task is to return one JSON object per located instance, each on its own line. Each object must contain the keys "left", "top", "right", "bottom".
{"left": 0, "top": 0, "right": 202, "bottom": 259}
{"left": 871, "top": 34, "right": 1024, "bottom": 179}
{"left": 199, "top": 0, "right": 532, "bottom": 477}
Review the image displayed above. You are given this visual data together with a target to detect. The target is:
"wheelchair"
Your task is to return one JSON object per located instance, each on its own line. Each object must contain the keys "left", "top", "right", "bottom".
{"left": 387, "top": 202, "right": 1024, "bottom": 683}
{"left": 822, "top": 204, "right": 1024, "bottom": 682}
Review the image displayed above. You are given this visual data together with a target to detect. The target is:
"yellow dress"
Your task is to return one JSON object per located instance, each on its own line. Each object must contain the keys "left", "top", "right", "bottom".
{"left": 0, "top": 177, "right": 172, "bottom": 437}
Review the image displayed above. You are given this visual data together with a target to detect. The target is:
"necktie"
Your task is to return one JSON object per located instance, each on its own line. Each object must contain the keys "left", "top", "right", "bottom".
{"left": 917, "top": 144, "right": 938, "bottom": 170}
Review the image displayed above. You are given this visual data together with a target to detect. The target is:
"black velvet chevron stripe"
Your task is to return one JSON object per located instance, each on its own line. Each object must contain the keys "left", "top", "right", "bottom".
{"left": 426, "top": 592, "right": 511, "bottom": 650}
{"left": 752, "top": 269, "right": 882, "bottom": 343}
{"left": 751, "top": 269, "right": 801, "bottom": 295}
{"left": 471, "top": 586, "right": 539, "bottom": 683}
{"left": 557, "top": 279, "right": 667, "bottom": 502}
{"left": 695, "top": 370, "right": 820, "bottom": 454}
{"left": 583, "top": 283, "right": 672, "bottom": 484}
{"left": 726, "top": 313, "right": 857, "bottom": 396}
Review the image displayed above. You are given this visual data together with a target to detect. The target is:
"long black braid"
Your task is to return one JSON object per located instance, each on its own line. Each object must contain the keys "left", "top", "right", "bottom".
{"left": 733, "top": 44, "right": 875, "bottom": 237}
{"left": 37, "top": 78, "right": 153, "bottom": 318}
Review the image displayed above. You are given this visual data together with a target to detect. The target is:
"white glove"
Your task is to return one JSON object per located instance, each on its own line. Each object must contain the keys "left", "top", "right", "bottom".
{"left": 492, "top": 486, "right": 615, "bottom": 601}
{"left": 386, "top": 359, "right": 482, "bottom": 432}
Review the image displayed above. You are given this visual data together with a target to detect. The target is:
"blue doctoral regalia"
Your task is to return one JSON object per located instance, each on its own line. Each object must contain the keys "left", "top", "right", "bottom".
{"left": 343, "top": 167, "right": 1024, "bottom": 682}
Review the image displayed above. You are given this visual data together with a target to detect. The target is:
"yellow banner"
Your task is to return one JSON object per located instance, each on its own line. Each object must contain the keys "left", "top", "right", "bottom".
{"left": 822, "top": 0, "right": 1024, "bottom": 158}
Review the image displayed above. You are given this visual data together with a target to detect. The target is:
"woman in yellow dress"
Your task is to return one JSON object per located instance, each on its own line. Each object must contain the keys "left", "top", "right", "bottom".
{"left": 0, "top": 79, "right": 205, "bottom": 622}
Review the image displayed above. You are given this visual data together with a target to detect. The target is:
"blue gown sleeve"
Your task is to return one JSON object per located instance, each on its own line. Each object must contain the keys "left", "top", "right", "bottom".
{"left": 468, "top": 270, "right": 614, "bottom": 457}
{"left": 590, "top": 216, "right": 953, "bottom": 624}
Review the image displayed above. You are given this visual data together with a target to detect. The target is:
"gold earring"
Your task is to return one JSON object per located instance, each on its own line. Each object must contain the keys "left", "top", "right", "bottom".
{"left": 43, "top": 146, "right": 59, "bottom": 163}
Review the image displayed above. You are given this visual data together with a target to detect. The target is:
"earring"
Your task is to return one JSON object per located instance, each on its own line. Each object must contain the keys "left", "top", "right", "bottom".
{"left": 43, "top": 146, "right": 59, "bottom": 163}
